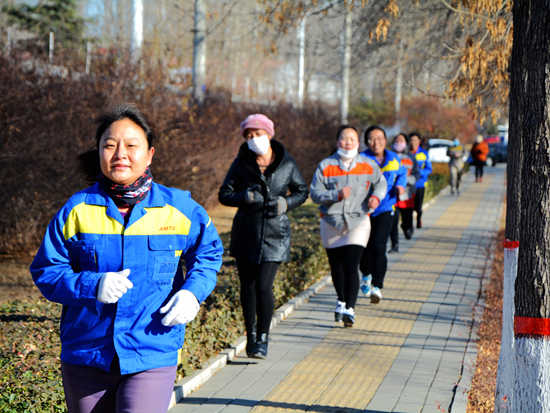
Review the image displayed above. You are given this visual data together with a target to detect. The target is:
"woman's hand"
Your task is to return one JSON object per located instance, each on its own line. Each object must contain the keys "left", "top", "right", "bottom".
{"left": 339, "top": 186, "right": 352, "bottom": 200}
{"left": 368, "top": 196, "right": 380, "bottom": 210}
{"left": 97, "top": 269, "right": 133, "bottom": 304}
{"left": 160, "top": 290, "right": 200, "bottom": 326}
{"left": 396, "top": 185, "right": 405, "bottom": 196}
{"left": 244, "top": 184, "right": 264, "bottom": 205}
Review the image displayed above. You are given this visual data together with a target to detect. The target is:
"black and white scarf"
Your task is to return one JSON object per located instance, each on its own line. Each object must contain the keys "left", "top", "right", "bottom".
{"left": 98, "top": 167, "right": 153, "bottom": 207}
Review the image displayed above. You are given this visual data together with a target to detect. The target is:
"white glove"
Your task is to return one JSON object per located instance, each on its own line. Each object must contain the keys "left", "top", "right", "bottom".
{"left": 97, "top": 269, "right": 133, "bottom": 304}
{"left": 160, "top": 290, "right": 200, "bottom": 327}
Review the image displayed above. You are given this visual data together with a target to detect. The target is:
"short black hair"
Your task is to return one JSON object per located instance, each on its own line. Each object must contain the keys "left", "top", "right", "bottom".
{"left": 393, "top": 132, "right": 409, "bottom": 145}
{"left": 336, "top": 125, "right": 360, "bottom": 140}
{"left": 94, "top": 103, "right": 156, "bottom": 149}
{"left": 363, "top": 125, "right": 387, "bottom": 143}
{"left": 409, "top": 131, "right": 422, "bottom": 140}
{"left": 77, "top": 103, "right": 156, "bottom": 184}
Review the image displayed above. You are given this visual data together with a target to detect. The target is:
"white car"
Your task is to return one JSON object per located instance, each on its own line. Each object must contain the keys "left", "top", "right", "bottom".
{"left": 427, "top": 139, "right": 468, "bottom": 163}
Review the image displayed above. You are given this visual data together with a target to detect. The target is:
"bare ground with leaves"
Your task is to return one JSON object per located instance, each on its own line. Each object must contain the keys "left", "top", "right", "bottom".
{"left": 467, "top": 227, "right": 505, "bottom": 412}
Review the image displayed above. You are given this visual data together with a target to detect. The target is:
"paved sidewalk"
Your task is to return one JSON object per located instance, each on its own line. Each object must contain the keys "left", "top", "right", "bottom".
{"left": 172, "top": 166, "right": 506, "bottom": 413}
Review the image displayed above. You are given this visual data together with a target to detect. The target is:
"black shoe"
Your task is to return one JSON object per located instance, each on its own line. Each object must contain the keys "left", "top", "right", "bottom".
{"left": 253, "top": 333, "right": 268, "bottom": 359}
{"left": 246, "top": 325, "right": 257, "bottom": 358}
{"left": 417, "top": 218, "right": 422, "bottom": 229}
{"left": 404, "top": 228, "right": 413, "bottom": 240}
{"left": 342, "top": 308, "right": 355, "bottom": 328}
{"left": 388, "top": 244, "right": 399, "bottom": 253}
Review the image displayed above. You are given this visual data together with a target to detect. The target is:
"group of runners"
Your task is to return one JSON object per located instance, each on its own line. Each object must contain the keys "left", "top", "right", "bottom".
{"left": 31, "top": 107, "right": 444, "bottom": 413}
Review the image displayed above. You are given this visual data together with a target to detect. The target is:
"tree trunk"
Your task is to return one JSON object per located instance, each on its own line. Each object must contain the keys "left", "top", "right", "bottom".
{"left": 193, "top": 0, "right": 207, "bottom": 103}
{"left": 340, "top": 4, "right": 352, "bottom": 124}
{"left": 500, "top": 1, "right": 550, "bottom": 411}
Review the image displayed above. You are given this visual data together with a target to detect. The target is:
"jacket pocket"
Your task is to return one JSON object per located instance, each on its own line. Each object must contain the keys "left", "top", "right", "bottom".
{"left": 69, "top": 239, "right": 100, "bottom": 272}
{"left": 148, "top": 236, "right": 185, "bottom": 285}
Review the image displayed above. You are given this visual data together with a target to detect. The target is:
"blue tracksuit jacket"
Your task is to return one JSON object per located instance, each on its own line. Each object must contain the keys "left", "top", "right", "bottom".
{"left": 30, "top": 182, "right": 223, "bottom": 374}
{"left": 412, "top": 147, "right": 432, "bottom": 189}
{"left": 361, "top": 149, "right": 407, "bottom": 217}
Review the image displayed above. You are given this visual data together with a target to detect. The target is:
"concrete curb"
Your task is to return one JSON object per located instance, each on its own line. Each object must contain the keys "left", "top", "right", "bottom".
{"left": 169, "top": 274, "right": 332, "bottom": 408}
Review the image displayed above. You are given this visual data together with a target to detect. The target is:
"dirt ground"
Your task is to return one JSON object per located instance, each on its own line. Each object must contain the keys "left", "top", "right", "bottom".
{"left": 0, "top": 256, "right": 42, "bottom": 304}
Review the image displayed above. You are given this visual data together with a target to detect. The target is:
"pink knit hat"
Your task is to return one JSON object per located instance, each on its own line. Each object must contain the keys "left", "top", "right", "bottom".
{"left": 240, "top": 114, "right": 275, "bottom": 137}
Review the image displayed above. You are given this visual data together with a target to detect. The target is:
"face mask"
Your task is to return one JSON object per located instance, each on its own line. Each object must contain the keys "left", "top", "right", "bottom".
{"left": 454, "top": 139, "right": 460, "bottom": 146}
{"left": 337, "top": 147, "right": 358, "bottom": 160}
{"left": 247, "top": 135, "right": 271, "bottom": 155}
{"left": 393, "top": 142, "right": 407, "bottom": 153}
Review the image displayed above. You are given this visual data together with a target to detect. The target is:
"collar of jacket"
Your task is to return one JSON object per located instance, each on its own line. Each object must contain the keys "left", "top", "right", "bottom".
{"left": 84, "top": 182, "right": 166, "bottom": 225}
{"left": 329, "top": 151, "right": 364, "bottom": 172}
{"left": 238, "top": 138, "right": 287, "bottom": 177}
{"left": 362, "top": 148, "right": 398, "bottom": 167}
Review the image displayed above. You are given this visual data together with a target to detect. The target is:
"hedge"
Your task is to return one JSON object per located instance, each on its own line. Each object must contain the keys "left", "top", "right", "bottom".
{"left": 0, "top": 203, "right": 329, "bottom": 413}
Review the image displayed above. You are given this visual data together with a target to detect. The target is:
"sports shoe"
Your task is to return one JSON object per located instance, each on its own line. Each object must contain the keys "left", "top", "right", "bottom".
{"left": 388, "top": 244, "right": 399, "bottom": 253}
{"left": 360, "top": 274, "right": 372, "bottom": 297}
{"left": 342, "top": 307, "right": 355, "bottom": 327}
{"left": 371, "top": 286, "right": 382, "bottom": 304}
{"left": 404, "top": 228, "right": 413, "bottom": 240}
{"left": 334, "top": 300, "right": 346, "bottom": 322}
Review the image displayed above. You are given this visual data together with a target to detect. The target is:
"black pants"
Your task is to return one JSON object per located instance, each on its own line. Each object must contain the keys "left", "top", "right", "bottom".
{"left": 414, "top": 187, "right": 425, "bottom": 226}
{"left": 390, "top": 208, "right": 400, "bottom": 247}
{"left": 389, "top": 208, "right": 413, "bottom": 247}
{"left": 360, "top": 211, "right": 394, "bottom": 289}
{"left": 326, "top": 245, "right": 364, "bottom": 310}
{"left": 236, "top": 259, "right": 280, "bottom": 335}
{"left": 474, "top": 160, "right": 485, "bottom": 178}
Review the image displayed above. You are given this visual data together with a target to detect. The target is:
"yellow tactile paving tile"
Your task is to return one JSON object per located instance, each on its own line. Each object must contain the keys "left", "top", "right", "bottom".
{"left": 251, "top": 176, "right": 493, "bottom": 412}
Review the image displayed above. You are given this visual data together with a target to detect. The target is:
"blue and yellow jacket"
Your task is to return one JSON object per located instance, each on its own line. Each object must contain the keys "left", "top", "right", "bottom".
{"left": 30, "top": 182, "right": 222, "bottom": 375}
{"left": 361, "top": 149, "right": 407, "bottom": 217}
{"left": 411, "top": 147, "right": 432, "bottom": 188}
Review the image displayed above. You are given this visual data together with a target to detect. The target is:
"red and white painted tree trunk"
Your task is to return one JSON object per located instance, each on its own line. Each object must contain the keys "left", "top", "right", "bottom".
{"left": 498, "top": 0, "right": 550, "bottom": 411}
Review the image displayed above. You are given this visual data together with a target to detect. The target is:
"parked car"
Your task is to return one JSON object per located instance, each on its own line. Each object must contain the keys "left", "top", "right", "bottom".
{"left": 427, "top": 139, "right": 468, "bottom": 163}
{"left": 427, "top": 139, "right": 454, "bottom": 163}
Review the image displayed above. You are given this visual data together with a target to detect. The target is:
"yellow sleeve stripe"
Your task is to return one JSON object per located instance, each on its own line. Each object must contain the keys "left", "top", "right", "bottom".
{"left": 381, "top": 159, "right": 401, "bottom": 172}
{"left": 63, "top": 203, "right": 124, "bottom": 240}
{"left": 125, "top": 205, "right": 191, "bottom": 236}
{"left": 62, "top": 203, "right": 192, "bottom": 239}
{"left": 206, "top": 218, "right": 212, "bottom": 228}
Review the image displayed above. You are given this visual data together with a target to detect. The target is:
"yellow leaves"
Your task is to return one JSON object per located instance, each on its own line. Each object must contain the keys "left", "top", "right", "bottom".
{"left": 375, "top": 18, "right": 390, "bottom": 41}
{"left": 385, "top": 0, "right": 400, "bottom": 17}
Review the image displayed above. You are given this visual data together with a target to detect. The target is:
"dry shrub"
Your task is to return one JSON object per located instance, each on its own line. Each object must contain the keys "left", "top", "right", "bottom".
{"left": 467, "top": 228, "right": 504, "bottom": 412}
{"left": 401, "top": 95, "right": 478, "bottom": 143}
{"left": 0, "top": 55, "right": 337, "bottom": 254}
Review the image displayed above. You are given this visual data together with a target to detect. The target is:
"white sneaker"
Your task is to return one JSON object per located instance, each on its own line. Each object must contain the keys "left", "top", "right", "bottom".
{"left": 342, "top": 307, "right": 355, "bottom": 327}
{"left": 371, "top": 286, "right": 382, "bottom": 304}
{"left": 334, "top": 300, "right": 346, "bottom": 322}
{"left": 360, "top": 275, "right": 372, "bottom": 298}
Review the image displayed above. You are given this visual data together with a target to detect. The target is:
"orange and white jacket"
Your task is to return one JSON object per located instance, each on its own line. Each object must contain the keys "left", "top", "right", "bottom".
{"left": 310, "top": 153, "right": 387, "bottom": 230}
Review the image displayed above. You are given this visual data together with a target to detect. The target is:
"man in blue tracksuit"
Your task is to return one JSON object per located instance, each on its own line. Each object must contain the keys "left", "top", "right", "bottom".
{"left": 360, "top": 126, "right": 407, "bottom": 303}
{"left": 409, "top": 132, "right": 432, "bottom": 228}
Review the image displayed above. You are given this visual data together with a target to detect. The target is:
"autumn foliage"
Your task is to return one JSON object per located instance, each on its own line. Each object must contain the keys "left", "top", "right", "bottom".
{"left": 400, "top": 95, "right": 478, "bottom": 142}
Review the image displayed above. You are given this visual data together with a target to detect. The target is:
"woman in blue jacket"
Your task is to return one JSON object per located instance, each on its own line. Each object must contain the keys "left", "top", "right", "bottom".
{"left": 360, "top": 126, "right": 407, "bottom": 304}
{"left": 30, "top": 104, "right": 223, "bottom": 413}
{"left": 409, "top": 132, "right": 432, "bottom": 228}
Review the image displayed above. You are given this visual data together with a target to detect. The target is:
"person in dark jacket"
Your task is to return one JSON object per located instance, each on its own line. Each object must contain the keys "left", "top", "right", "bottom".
{"left": 218, "top": 114, "right": 309, "bottom": 359}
